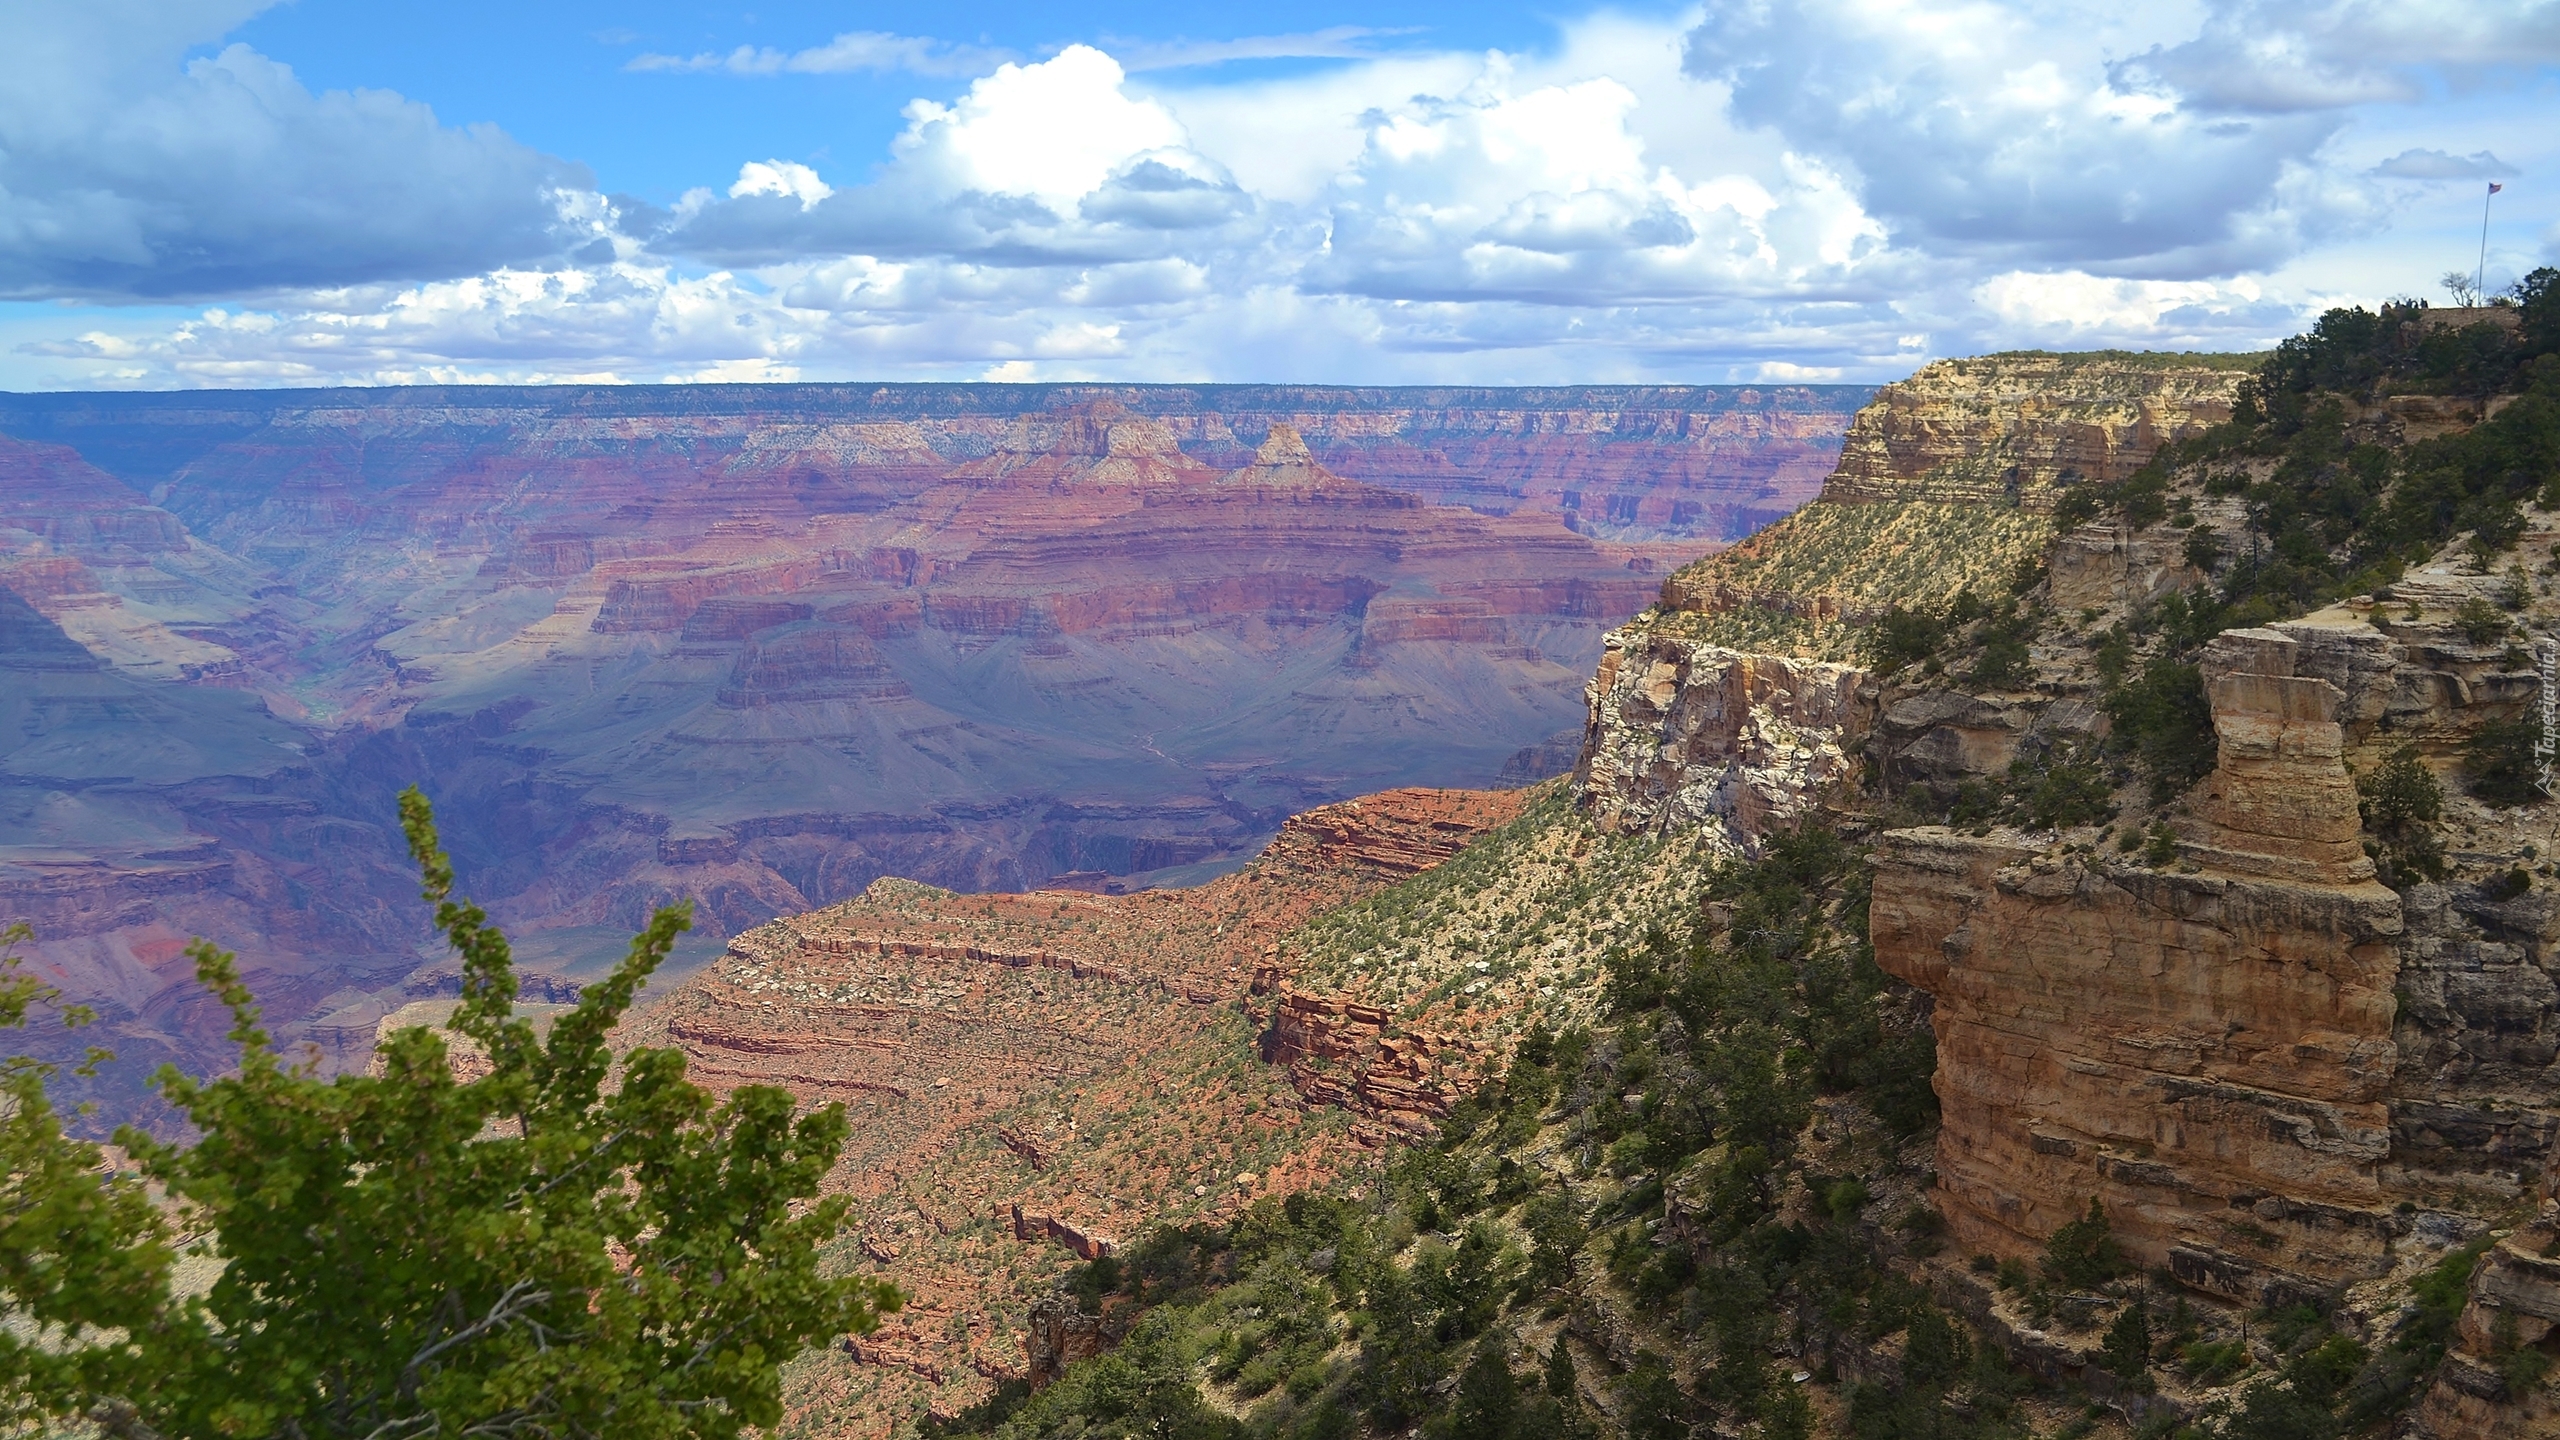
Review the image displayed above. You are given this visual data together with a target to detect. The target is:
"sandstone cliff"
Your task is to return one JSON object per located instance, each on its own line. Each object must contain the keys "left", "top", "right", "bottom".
{"left": 1867, "top": 628, "right": 2410, "bottom": 1300}
{"left": 1625, "top": 351, "right": 2250, "bottom": 661}
{"left": 1821, "top": 352, "right": 2252, "bottom": 510}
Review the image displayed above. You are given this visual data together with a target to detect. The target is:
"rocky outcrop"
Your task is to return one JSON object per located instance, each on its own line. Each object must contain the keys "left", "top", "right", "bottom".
{"left": 1009, "top": 1203, "right": 1117, "bottom": 1260}
{"left": 1819, "top": 353, "right": 2248, "bottom": 510}
{"left": 1024, "top": 1294, "right": 1125, "bottom": 1389}
{"left": 1623, "top": 353, "right": 2250, "bottom": 665}
{"left": 1257, "top": 988, "right": 1487, "bottom": 1138}
{"left": 1577, "top": 631, "right": 1869, "bottom": 840}
{"left": 945, "top": 401, "right": 1221, "bottom": 487}
{"left": 2045, "top": 524, "right": 2204, "bottom": 613}
{"left": 1871, "top": 626, "right": 2410, "bottom": 1300}
{"left": 1220, "top": 422, "right": 1336, "bottom": 489}
{"left": 2412, "top": 1190, "right": 2560, "bottom": 1438}
{"left": 2185, "top": 627, "right": 2377, "bottom": 885}
{"left": 1251, "top": 787, "right": 1529, "bottom": 877}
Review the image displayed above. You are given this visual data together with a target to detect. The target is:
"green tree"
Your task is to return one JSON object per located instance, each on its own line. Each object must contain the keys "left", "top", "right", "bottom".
{"left": 1865, "top": 606, "right": 1948, "bottom": 674}
{"left": 2007, "top": 738, "right": 2115, "bottom": 830}
{"left": 2101, "top": 1300, "right": 2152, "bottom": 1383}
{"left": 2463, "top": 718, "right": 2544, "bottom": 807}
{"left": 2042, "top": 1199, "right": 2125, "bottom": 1290}
{"left": 1619, "top": 1351, "right": 1692, "bottom": 1440}
{"left": 0, "top": 923, "right": 178, "bottom": 1432}
{"left": 2455, "top": 595, "right": 2515, "bottom": 646}
{"left": 2358, "top": 745, "right": 2451, "bottom": 884}
{"left": 1545, "top": 1332, "right": 1579, "bottom": 1398}
{"left": 2103, "top": 657, "right": 2217, "bottom": 800}
{"left": 80, "top": 788, "right": 900, "bottom": 1440}
{"left": 1434, "top": 1336, "right": 1517, "bottom": 1438}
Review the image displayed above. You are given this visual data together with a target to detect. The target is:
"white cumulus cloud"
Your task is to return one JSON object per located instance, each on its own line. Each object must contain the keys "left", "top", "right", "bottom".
{"left": 730, "top": 161, "right": 834, "bottom": 210}
{"left": 899, "top": 46, "right": 1189, "bottom": 208}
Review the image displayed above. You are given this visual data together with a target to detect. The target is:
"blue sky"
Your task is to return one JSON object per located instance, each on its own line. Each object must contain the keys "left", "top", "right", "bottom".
{"left": 2, "top": 0, "right": 2555, "bottom": 388}
{"left": 222, "top": 1, "right": 1577, "bottom": 204}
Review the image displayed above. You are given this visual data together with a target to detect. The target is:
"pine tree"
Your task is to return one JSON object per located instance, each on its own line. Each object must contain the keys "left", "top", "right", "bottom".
{"left": 1545, "top": 1332, "right": 1579, "bottom": 1398}
{"left": 2102, "top": 1300, "right": 2153, "bottom": 1382}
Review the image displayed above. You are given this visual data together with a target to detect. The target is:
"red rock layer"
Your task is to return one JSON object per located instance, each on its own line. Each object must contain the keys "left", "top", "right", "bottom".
{"left": 1254, "top": 985, "right": 1488, "bottom": 1143}
{"left": 614, "top": 784, "right": 1529, "bottom": 1426}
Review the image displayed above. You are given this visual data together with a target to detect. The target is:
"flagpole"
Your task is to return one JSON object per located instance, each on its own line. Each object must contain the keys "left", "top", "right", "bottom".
{"left": 2479, "top": 183, "right": 2496, "bottom": 302}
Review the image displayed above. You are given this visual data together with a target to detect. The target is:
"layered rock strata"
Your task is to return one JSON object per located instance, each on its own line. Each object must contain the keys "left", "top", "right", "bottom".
{"left": 1576, "top": 353, "right": 2560, "bottom": 1352}
{"left": 614, "top": 785, "right": 1530, "bottom": 1423}
{"left": 1820, "top": 352, "right": 2250, "bottom": 510}
{"left": 1870, "top": 625, "right": 2410, "bottom": 1299}
{"left": 1254, "top": 984, "right": 1488, "bottom": 1142}
{"left": 0, "top": 382, "right": 1868, "bottom": 546}
{"left": 2413, "top": 1182, "right": 2560, "bottom": 1437}
{"left": 1620, "top": 351, "right": 2253, "bottom": 663}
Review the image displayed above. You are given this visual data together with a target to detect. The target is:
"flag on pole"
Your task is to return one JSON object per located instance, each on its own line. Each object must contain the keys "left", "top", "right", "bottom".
{"left": 2480, "top": 185, "right": 2501, "bottom": 298}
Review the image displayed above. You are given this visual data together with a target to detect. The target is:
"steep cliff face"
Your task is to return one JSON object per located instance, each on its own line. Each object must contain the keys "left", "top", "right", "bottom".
{"left": 1556, "top": 299, "right": 2560, "bottom": 1429}
{"left": 1867, "top": 626, "right": 2410, "bottom": 1301}
{"left": 1621, "top": 352, "right": 2247, "bottom": 665}
{"left": 1578, "top": 351, "right": 2252, "bottom": 840}
{"left": 1819, "top": 352, "right": 2252, "bottom": 510}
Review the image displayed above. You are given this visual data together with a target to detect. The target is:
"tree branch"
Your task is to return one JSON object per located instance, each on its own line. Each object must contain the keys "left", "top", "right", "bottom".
{"left": 85, "top": 1399, "right": 168, "bottom": 1440}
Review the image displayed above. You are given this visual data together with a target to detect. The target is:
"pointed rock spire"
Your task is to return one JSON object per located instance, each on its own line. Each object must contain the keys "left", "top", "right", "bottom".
{"left": 1225, "top": 422, "right": 1336, "bottom": 487}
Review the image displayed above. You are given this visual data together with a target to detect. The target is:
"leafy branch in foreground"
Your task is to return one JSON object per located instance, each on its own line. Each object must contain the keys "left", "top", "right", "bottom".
{"left": 0, "top": 922, "right": 177, "bottom": 1431}
{"left": 7, "top": 786, "right": 898, "bottom": 1440}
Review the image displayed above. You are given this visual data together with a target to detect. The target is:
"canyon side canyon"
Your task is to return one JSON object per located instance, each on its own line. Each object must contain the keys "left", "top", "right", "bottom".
{"left": 0, "top": 382, "right": 1863, "bottom": 1116}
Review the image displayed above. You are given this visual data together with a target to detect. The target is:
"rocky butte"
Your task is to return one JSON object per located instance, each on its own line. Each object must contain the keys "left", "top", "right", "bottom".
{"left": 0, "top": 382, "right": 1863, "bottom": 1121}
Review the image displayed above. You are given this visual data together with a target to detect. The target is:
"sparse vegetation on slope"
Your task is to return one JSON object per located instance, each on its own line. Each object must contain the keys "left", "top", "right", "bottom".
{"left": 931, "top": 822, "right": 1990, "bottom": 1440}
{"left": 941, "top": 297, "right": 2560, "bottom": 1440}
{"left": 1646, "top": 499, "right": 2055, "bottom": 661}
{"left": 2057, "top": 272, "right": 2560, "bottom": 624}
{"left": 1286, "top": 786, "right": 1710, "bottom": 1037}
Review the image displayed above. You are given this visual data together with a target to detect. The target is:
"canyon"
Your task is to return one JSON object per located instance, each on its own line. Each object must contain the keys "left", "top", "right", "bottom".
{"left": 619, "top": 785, "right": 1535, "bottom": 1430}
{"left": 0, "top": 381, "right": 1862, "bottom": 1121}
{"left": 37, "top": 324, "right": 2560, "bottom": 1434}
{"left": 626, "top": 327, "right": 2560, "bottom": 1435}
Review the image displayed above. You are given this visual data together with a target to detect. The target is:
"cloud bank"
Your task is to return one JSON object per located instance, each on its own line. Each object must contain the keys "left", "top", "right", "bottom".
{"left": 9, "top": 1, "right": 2558, "bottom": 387}
{"left": 0, "top": 1, "right": 590, "bottom": 302}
